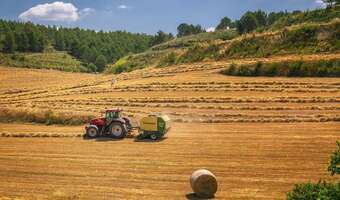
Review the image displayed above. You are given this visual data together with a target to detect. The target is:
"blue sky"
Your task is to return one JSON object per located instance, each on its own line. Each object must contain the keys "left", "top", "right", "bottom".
{"left": 1, "top": 0, "right": 326, "bottom": 34}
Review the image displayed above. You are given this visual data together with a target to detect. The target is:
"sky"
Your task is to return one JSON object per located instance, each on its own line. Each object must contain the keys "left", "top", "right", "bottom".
{"left": 0, "top": 0, "right": 327, "bottom": 34}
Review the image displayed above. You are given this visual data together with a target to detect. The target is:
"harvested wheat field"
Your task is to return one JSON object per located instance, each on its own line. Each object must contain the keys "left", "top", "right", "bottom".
{"left": 0, "top": 123, "right": 339, "bottom": 200}
{"left": 0, "top": 54, "right": 339, "bottom": 199}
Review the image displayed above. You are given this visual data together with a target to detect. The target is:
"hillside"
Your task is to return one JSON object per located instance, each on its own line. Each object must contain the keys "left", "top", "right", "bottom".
{"left": 270, "top": 5, "right": 340, "bottom": 30}
{"left": 107, "top": 7, "right": 340, "bottom": 75}
{"left": 107, "top": 20, "right": 340, "bottom": 74}
{"left": 105, "top": 29, "right": 239, "bottom": 73}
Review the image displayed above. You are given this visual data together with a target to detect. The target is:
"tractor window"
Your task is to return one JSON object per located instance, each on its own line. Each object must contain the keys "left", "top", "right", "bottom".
{"left": 105, "top": 111, "right": 120, "bottom": 119}
{"left": 105, "top": 112, "right": 112, "bottom": 119}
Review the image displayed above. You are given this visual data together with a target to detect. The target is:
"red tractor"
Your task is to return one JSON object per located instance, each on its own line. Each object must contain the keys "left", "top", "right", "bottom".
{"left": 85, "top": 109, "right": 132, "bottom": 139}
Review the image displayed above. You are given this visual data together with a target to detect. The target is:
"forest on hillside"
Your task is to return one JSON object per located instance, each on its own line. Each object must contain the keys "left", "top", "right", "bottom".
{"left": 0, "top": 20, "right": 159, "bottom": 72}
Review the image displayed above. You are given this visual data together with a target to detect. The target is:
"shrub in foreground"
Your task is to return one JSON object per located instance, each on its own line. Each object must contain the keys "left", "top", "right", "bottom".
{"left": 286, "top": 181, "right": 340, "bottom": 200}
{"left": 286, "top": 141, "right": 340, "bottom": 200}
{"left": 328, "top": 141, "right": 340, "bottom": 176}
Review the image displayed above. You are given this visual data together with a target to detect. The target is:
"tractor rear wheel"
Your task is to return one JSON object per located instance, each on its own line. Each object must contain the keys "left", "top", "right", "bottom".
{"left": 110, "top": 122, "right": 126, "bottom": 139}
{"left": 86, "top": 127, "right": 98, "bottom": 138}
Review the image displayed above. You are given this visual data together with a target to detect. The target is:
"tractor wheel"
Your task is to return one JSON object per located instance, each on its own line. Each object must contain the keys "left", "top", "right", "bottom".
{"left": 86, "top": 127, "right": 98, "bottom": 138}
{"left": 150, "top": 133, "right": 158, "bottom": 141}
{"left": 110, "top": 122, "right": 126, "bottom": 139}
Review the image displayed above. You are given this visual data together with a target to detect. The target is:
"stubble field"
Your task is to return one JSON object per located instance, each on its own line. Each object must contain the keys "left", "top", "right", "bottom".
{"left": 0, "top": 54, "right": 339, "bottom": 199}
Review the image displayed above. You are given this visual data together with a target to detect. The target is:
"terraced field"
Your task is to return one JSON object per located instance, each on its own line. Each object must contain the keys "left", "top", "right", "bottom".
{"left": 1, "top": 54, "right": 339, "bottom": 124}
{"left": 0, "top": 53, "right": 339, "bottom": 199}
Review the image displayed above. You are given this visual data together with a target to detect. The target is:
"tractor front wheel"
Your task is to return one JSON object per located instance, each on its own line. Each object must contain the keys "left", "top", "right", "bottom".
{"left": 86, "top": 127, "right": 98, "bottom": 138}
{"left": 110, "top": 122, "right": 126, "bottom": 139}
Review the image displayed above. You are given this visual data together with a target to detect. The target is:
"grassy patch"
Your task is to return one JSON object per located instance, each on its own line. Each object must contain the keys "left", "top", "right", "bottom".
{"left": 0, "top": 108, "right": 93, "bottom": 125}
{"left": 105, "top": 50, "right": 173, "bottom": 74}
{"left": 221, "top": 59, "right": 340, "bottom": 77}
{"left": 0, "top": 51, "right": 88, "bottom": 72}
{"left": 151, "top": 29, "right": 238, "bottom": 51}
{"left": 177, "top": 43, "right": 220, "bottom": 63}
{"left": 158, "top": 52, "right": 178, "bottom": 67}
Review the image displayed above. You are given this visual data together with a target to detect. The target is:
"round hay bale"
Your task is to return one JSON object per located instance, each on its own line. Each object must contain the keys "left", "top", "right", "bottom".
{"left": 190, "top": 169, "right": 217, "bottom": 198}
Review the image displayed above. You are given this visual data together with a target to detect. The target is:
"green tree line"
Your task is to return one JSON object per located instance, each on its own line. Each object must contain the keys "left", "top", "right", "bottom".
{"left": 216, "top": 10, "right": 303, "bottom": 34}
{"left": 177, "top": 5, "right": 339, "bottom": 38}
{"left": 174, "top": 10, "right": 306, "bottom": 37}
{"left": 216, "top": 2, "right": 339, "bottom": 34}
{"left": 0, "top": 20, "right": 174, "bottom": 72}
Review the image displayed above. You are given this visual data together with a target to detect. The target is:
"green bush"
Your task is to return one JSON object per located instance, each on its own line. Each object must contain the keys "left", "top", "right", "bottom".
{"left": 328, "top": 141, "right": 340, "bottom": 176}
{"left": 254, "top": 61, "right": 263, "bottom": 76}
{"left": 221, "top": 59, "right": 340, "bottom": 77}
{"left": 287, "top": 141, "right": 340, "bottom": 199}
{"left": 288, "top": 60, "right": 304, "bottom": 76}
{"left": 86, "top": 63, "right": 97, "bottom": 72}
{"left": 286, "top": 181, "right": 340, "bottom": 200}
{"left": 226, "top": 63, "right": 237, "bottom": 75}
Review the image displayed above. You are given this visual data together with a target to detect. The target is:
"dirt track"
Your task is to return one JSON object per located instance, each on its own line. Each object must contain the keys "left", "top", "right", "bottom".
{"left": 0, "top": 122, "right": 339, "bottom": 199}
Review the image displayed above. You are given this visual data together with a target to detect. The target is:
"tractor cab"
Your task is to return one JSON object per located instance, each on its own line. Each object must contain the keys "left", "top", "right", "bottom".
{"left": 105, "top": 109, "right": 122, "bottom": 120}
{"left": 104, "top": 109, "right": 123, "bottom": 126}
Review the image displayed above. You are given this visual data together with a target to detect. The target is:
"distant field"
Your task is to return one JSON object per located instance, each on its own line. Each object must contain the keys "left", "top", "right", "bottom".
{"left": 1, "top": 53, "right": 339, "bottom": 124}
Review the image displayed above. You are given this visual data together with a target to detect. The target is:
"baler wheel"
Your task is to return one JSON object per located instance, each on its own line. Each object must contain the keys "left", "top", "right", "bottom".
{"left": 150, "top": 133, "right": 158, "bottom": 140}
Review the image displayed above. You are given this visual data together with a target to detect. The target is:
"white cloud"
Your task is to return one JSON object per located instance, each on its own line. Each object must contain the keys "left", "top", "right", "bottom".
{"left": 18, "top": 1, "right": 94, "bottom": 22}
{"left": 79, "top": 8, "right": 95, "bottom": 17}
{"left": 206, "top": 27, "right": 216, "bottom": 32}
{"left": 315, "top": 0, "right": 327, "bottom": 7}
{"left": 117, "top": 5, "right": 130, "bottom": 9}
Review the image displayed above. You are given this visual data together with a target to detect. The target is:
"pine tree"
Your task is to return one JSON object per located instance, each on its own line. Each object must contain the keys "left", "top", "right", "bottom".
{"left": 3, "top": 31, "right": 16, "bottom": 53}
{"left": 55, "top": 33, "right": 66, "bottom": 50}
{"left": 27, "top": 30, "right": 39, "bottom": 52}
{"left": 15, "top": 32, "right": 29, "bottom": 52}
{"left": 237, "top": 12, "right": 259, "bottom": 34}
{"left": 253, "top": 10, "right": 267, "bottom": 27}
{"left": 216, "top": 17, "right": 232, "bottom": 30}
{"left": 322, "top": 0, "right": 339, "bottom": 7}
{"left": 94, "top": 55, "right": 107, "bottom": 72}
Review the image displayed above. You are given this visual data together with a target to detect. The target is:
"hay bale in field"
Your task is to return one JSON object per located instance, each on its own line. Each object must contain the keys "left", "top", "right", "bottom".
{"left": 190, "top": 169, "right": 217, "bottom": 198}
